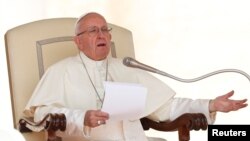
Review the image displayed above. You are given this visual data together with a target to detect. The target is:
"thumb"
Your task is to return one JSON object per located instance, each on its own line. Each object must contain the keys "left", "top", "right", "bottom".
{"left": 218, "top": 90, "right": 234, "bottom": 99}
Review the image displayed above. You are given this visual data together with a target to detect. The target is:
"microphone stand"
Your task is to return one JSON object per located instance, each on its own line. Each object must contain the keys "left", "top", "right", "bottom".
{"left": 123, "top": 57, "right": 250, "bottom": 83}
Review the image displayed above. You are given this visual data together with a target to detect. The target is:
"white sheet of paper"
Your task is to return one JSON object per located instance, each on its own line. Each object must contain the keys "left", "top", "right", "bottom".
{"left": 101, "top": 81, "right": 147, "bottom": 121}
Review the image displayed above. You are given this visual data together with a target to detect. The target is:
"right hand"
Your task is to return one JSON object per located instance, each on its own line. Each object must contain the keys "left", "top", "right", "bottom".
{"left": 84, "top": 110, "right": 109, "bottom": 128}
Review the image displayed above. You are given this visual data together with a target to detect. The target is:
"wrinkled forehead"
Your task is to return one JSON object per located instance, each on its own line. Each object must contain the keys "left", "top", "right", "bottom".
{"left": 75, "top": 13, "right": 108, "bottom": 33}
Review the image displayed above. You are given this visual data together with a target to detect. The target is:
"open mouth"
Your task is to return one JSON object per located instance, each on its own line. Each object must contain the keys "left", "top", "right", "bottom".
{"left": 97, "top": 43, "right": 106, "bottom": 47}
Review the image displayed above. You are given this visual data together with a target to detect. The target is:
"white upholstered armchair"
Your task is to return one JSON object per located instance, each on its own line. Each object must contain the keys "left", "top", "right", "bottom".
{"left": 5, "top": 18, "right": 207, "bottom": 141}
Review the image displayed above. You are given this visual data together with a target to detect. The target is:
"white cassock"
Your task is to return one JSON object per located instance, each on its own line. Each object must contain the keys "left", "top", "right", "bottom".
{"left": 24, "top": 52, "right": 215, "bottom": 141}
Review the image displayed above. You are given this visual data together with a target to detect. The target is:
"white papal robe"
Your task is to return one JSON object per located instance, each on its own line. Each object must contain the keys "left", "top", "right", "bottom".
{"left": 24, "top": 52, "right": 215, "bottom": 141}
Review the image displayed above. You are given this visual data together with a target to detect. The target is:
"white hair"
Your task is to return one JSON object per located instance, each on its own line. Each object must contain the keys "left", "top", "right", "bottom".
{"left": 74, "top": 12, "right": 104, "bottom": 35}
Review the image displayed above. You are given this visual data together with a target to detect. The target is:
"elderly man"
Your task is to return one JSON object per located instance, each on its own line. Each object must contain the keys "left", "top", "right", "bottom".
{"left": 24, "top": 12, "right": 248, "bottom": 141}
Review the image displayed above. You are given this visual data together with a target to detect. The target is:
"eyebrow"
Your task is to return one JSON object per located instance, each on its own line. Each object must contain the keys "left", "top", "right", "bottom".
{"left": 76, "top": 31, "right": 86, "bottom": 36}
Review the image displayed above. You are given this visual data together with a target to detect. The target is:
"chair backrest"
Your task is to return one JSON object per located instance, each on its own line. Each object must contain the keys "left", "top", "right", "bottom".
{"left": 5, "top": 18, "right": 135, "bottom": 141}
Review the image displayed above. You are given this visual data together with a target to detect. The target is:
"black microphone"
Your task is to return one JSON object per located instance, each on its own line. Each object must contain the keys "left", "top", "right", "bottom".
{"left": 123, "top": 57, "right": 162, "bottom": 74}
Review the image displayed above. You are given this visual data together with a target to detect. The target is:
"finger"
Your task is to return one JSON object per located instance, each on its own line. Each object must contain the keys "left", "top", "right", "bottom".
{"left": 85, "top": 118, "right": 98, "bottom": 127}
{"left": 230, "top": 99, "right": 248, "bottom": 106}
{"left": 95, "top": 110, "right": 109, "bottom": 118}
{"left": 233, "top": 103, "right": 248, "bottom": 111}
{"left": 95, "top": 115, "right": 109, "bottom": 124}
{"left": 94, "top": 118, "right": 108, "bottom": 127}
{"left": 219, "top": 90, "right": 234, "bottom": 99}
{"left": 97, "top": 119, "right": 107, "bottom": 125}
{"left": 91, "top": 118, "right": 106, "bottom": 127}
{"left": 96, "top": 120, "right": 101, "bottom": 126}
{"left": 235, "top": 99, "right": 248, "bottom": 106}
{"left": 235, "top": 99, "right": 248, "bottom": 104}
{"left": 231, "top": 100, "right": 248, "bottom": 110}
{"left": 84, "top": 110, "right": 105, "bottom": 127}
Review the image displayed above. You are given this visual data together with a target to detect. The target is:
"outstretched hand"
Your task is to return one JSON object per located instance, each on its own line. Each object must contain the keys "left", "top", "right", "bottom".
{"left": 209, "top": 90, "right": 248, "bottom": 113}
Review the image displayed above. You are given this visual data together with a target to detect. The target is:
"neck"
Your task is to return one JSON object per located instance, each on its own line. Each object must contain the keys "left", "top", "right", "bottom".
{"left": 83, "top": 52, "right": 107, "bottom": 61}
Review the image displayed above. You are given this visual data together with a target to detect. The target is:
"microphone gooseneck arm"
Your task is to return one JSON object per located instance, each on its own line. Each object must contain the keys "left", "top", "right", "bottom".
{"left": 123, "top": 57, "right": 250, "bottom": 83}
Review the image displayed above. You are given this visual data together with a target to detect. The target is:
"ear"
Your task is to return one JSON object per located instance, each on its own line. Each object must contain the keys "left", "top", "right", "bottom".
{"left": 73, "top": 36, "right": 79, "bottom": 44}
{"left": 109, "top": 33, "right": 112, "bottom": 40}
{"left": 73, "top": 36, "right": 81, "bottom": 50}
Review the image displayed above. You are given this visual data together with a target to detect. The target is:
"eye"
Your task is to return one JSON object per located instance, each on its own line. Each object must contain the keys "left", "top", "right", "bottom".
{"left": 102, "top": 28, "right": 108, "bottom": 32}
{"left": 89, "top": 28, "right": 98, "bottom": 33}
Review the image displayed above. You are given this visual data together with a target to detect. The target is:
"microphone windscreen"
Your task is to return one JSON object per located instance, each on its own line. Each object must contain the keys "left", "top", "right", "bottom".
{"left": 122, "top": 57, "right": 160, "bottom": 73}
{"left": 123, "top": 57, "right": 134, "bottom": 66}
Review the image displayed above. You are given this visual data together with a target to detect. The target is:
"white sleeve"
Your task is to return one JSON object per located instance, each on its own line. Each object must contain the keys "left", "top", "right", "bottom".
{"left": 169, "top": 98, "right": 216, "bottom": 124}
{"left": 34, "top": 106, "right": 90, "bottom": 139}
{"left": 148, "top": 98, "right": 216, "bottom": 124}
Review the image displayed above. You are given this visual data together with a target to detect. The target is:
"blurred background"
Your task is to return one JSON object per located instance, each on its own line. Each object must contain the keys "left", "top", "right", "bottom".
{"left": 1, "top": 0, "right": 250, "bottom": 140}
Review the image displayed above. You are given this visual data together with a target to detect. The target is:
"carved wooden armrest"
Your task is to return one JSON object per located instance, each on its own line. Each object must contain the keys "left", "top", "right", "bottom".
{"left": 140, "top": 113, "right": 208, "bottom": 141}
{"left": 19, "top": 113, "right": 66, "bottom": 141}
{"left": 18, "top": 113, "right": 207, "bottom": 141}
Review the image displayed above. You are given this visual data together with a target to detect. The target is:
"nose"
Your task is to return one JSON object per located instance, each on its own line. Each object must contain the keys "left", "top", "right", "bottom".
{"left": 97, "top": 29, "right": 105, "bottom": 37}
